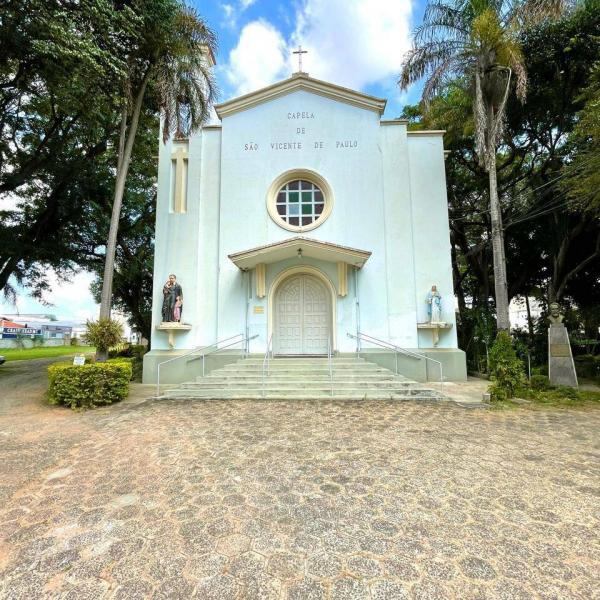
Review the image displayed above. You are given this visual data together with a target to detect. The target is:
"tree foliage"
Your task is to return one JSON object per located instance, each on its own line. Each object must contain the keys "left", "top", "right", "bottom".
{"left": 561, "top": 62, "right": 600, "bottom": 212}
{"left": 0, "top": 1, "right": 134, "bottom": 297}
{"left": 405, "top": 1, "right": 600, "bottom": 369}
{"left": 84, "top": 318, "right": 124, "bottom": 354}
{"left": 400, "top": 0, "right": 571, "bottom": 331}
{"left": 0, "top": 0, "right": 215, "bottom": 349}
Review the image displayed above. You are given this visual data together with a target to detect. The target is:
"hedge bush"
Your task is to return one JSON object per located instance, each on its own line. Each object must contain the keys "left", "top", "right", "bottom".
{"left": 530, "top": 374, "right": 552, "bottom": 391}
{"left": 48, "top": 361, "right": 132, "bottom": 409}
{"left": 488, "top": 331, "right": 526, "bottom": 401}
{"left": 108, "top": 344, "right": 147, "bottom": 382}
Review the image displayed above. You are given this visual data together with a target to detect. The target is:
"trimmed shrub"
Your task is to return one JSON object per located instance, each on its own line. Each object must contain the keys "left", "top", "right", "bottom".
{"left": 530, "top": 374, "right": 552, "bottom": 391}
{"left": 108, "top": 344, "right": 147, "bottom": 382}
{"left": 488, "top": 331, "right": 526, "bottom": 401}
{"left": 48, "top": 361, "right": 132, "bottom": 409}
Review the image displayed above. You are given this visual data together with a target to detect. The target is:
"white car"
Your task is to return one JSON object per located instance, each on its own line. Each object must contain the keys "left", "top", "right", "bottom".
{"left": 0, "top": 355, "right": 5, "bottom": 365}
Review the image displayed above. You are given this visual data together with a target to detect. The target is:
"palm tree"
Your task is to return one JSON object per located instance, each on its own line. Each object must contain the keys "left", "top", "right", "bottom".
{"left": 400, "top": 0, "right": 569, "bottom": 331}
{"left": 97, "top": 2, "right": 217, "bottom": 360}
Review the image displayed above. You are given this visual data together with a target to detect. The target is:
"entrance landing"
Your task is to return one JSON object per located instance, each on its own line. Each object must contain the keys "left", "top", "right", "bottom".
{"left": 162, "top": 357, "right": 446, "bottom": 401}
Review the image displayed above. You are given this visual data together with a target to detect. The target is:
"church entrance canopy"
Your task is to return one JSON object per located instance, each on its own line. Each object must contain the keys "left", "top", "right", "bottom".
{"left": 227, "top": 236, "right": 371, "bottom": 271}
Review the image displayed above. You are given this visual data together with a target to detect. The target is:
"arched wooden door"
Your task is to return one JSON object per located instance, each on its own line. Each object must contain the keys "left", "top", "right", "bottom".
{"left": 274, "top": 274, "right": 330, "bottom": 355}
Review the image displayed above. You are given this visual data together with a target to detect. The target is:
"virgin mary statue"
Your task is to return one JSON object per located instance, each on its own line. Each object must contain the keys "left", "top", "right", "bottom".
{"left": 427, "top": 285, "right": 442, "bottom": 323}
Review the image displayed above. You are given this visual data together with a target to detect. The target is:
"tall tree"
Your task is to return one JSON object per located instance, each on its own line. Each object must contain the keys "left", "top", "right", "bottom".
{"left": 85, "top": 107, "right": 158, "bottom": 345}
{"left": 400, "top": 0, "right": 570, "bottom": 331}
{"left": 0, "top": 0, "right": 135, "bottom": 298}
{"left": 97, "top": 1, "right": 217, "bottom": 361}
{"left": 561, "top": 62, "right": 600, "bottom": 214}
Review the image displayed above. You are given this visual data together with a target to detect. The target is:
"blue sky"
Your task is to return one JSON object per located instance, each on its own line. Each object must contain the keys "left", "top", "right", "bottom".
{"left": 195, "top": 0, "right": 426, "bottom": 118}
{"left": 1, "top": 0, "right": 426, "bottom": 322}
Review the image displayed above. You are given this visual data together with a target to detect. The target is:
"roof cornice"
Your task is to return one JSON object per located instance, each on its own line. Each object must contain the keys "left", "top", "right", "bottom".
{"left": 215, "top": 72, "right": 387, "bottom": 119}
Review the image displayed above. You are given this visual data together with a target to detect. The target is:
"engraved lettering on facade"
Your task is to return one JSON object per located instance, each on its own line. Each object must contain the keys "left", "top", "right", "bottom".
{"left": 287, "top": 112, "right": 315, "bottom": 119}
{"left": 270, "top": 142, "right": 303, "bottom": 150}
{"left": 244, "top": 143, "right": 259, "bottom": 151}
{"left": 336, "top": 140, "right": 358, "bottom": 148}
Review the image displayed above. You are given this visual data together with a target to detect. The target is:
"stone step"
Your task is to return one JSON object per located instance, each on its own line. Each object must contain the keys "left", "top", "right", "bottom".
{"left": 162, "top": 390, "right": 444, "bottom": 401}
{"left": 162, "top": 356, "right": 445, "bottom": 402}
{"left": 183, "top": 380, "right": 421, "bottom": 390}
{"left": 216, "top": 364, "right": 391, "bottom": 373}
{"left": 195, "top": 374, "right": 413, "bottom": 383}
{"left": 241, "top": 357, "right": 365, "bottom": 364}
{"left": 170, "top": 384, "right": 441, "bottom": 395}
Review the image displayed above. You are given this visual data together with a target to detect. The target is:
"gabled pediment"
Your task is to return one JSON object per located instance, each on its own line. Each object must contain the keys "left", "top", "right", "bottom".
{"left": 228, "top": 236, "right": 372, "bottom": 270}
{"left": 214, "top": 72, "right": 386, "bottom": 119}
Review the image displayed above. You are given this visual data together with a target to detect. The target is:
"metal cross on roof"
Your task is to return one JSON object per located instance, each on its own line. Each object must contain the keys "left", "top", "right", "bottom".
{"left": 292, "top": 45, "right": 308, "bottom": 73}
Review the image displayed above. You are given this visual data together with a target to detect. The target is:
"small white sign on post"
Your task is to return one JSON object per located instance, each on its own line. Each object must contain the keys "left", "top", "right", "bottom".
{"left": 73, "top": 355, "right": 86, "bottom": 366}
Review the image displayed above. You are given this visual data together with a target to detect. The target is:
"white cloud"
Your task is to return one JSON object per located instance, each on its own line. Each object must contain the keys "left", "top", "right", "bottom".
{"left": 221, "top": 0, "right": 258, "bottom": 29}
{"left": 291, "top": 0, "right": 413, "bottom": 90}
{"left": 1, "top": 271, "right": 98, "bottom": 323}
{"left": 222, "top": 0, "right": 413, "bottom": 102}
{"left": 224, "top": 20, "right": 288, "bottom": 95}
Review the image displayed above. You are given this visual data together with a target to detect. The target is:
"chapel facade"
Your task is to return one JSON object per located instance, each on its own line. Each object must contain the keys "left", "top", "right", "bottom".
{"left": 143, "top": 62, "right": 467, "bottom": 384}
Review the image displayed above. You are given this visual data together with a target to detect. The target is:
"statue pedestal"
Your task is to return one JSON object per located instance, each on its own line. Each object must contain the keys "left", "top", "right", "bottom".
{"left": 548, "top": 324, "right": 578, "bottom": 388}
{"left": 157, "top": 322, "right": 192, "bottom": 349}
{"left": 417, "top": 322, "right": 452, "bottom": 347}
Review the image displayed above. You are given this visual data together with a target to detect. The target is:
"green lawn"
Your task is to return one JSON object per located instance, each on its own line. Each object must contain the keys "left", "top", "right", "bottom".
{"left": 0, "top": 346, "right": 95, "bottom": 362}
{"left": 492, "top": 388, "right": 600, "bottom": 410}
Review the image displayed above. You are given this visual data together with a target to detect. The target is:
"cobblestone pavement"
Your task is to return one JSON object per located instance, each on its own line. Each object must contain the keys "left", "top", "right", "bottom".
{"left": 1, "top": 388, "right": 599, "bottom": 599}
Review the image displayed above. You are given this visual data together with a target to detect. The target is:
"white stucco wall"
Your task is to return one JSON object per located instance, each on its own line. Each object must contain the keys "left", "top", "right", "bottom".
{"left": 150, "top": 86, "right": 458, "bottom": 354}
{"left": 408, "top": 133, "right": 458, "bottom": 348}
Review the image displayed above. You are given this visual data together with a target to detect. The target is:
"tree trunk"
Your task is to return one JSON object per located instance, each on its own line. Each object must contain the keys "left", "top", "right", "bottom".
{"left": 525, "top": 295, "right": 534, "bottom": 346}
{"left": 0, "top": 257, "right": 18, "bottom": 294}
{"left": 487, "top": 113, "right": 510, "bottom": 332}
{"left": 97, "top": 72, "right": 150, "bottom": 360}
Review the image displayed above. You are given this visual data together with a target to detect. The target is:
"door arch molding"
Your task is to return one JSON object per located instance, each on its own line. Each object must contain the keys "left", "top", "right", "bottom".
{"left": 268, "top": 265, "right": 337, "bottom": 352}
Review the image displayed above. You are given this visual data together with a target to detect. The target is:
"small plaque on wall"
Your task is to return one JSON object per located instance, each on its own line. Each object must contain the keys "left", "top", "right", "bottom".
{"left": 253, "top": 306, "right": 264, "bottom": 314}
{"left": 550, "top": 344, "right": 570, "bottom": 357}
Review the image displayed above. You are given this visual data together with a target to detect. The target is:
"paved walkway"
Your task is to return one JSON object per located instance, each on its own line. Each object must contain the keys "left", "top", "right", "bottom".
{"left": 0, "top": 363, "right": 599, "bottom": 599}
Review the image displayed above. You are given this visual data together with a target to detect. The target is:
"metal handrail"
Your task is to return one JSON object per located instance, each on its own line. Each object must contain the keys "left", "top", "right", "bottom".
{"left": 327, "top": 336, "right": 333, "bottom": 397}
{"left": 156, "top": 333, "right": 255, "bottom": 396}
{"left": 196, "top": 334, "right": 258, "bottom": 377}
{"left": 347, "top": 331, "right": 444, "bottom": 394}
{"left": 261, "top": 334, "right": 273, "bottom": 398}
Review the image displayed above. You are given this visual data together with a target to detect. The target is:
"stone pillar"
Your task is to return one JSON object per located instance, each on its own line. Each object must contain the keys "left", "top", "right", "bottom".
{"left": 548, "top": 324, "right": 578, "bottom": 388}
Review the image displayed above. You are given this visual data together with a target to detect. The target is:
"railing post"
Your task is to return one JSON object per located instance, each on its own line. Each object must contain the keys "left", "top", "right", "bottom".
{"left": 157, "top": 363, "right": 161, "bottom": 397}
{"left": 328, "top": 337, "right": 333, "bottom": 397}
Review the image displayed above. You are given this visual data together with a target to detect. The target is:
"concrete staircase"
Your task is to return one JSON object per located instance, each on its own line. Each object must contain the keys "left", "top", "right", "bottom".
{"left": 162, "top": 357, "right": 445, "bottom": 401}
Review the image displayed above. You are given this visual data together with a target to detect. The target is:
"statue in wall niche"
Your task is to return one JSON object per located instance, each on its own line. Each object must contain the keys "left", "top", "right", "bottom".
{"left": 548, "top": 302, "right": 564, "bottom": 325}
{"left": 161, "top": 274, "right": 183, "bottom": 323}
{"left": 427, "top": 285, "right": 442, "bottom": 323}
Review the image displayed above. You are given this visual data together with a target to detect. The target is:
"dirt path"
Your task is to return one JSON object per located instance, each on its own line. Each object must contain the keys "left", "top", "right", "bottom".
{"left": 0, "top": 356, "right": 77, "bottom": 414}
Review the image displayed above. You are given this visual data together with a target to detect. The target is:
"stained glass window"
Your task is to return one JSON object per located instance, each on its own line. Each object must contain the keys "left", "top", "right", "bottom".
{"left": 276, "top": 180, "right": 325, "bottom": 227}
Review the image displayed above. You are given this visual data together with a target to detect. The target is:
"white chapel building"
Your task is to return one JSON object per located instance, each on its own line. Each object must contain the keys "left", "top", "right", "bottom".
{"left": 143, "top": 62, "right": 467, "bottom": 384}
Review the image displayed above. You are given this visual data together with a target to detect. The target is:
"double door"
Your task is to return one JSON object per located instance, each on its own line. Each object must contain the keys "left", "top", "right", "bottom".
{"left": 275, "top": 274, "right": 330, "bottom": 355}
